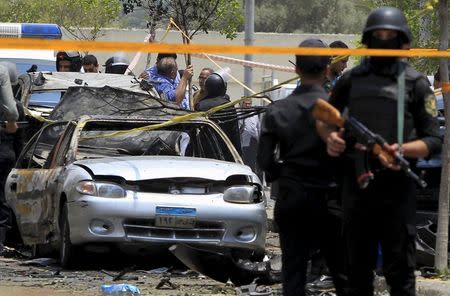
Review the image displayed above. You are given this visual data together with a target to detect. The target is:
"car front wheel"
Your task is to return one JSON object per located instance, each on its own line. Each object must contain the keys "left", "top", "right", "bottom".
{"left": 59, "top": 203, "right": 79, "bottom": 268}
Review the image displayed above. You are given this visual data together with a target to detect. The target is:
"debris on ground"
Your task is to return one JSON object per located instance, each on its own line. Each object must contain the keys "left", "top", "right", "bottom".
{"left": 155, "top": 276, "right": 178, "bottom": 289}
{"left": 235, "top": 283, "right": 273, "bottom": 296}
{"left": 1, "top": 246, "right": 31, "bottom": 259}
{"left": 101, "top": 268, "right": 139, "bottom": 281}
{"left": 20, "top": 258, "right": 58, "bottom": 267}
{"left": 100, "top": 283, "right": 140, "bottom": 295}
{"left": 146, "top": 267, "right": 171, "bottom": 274}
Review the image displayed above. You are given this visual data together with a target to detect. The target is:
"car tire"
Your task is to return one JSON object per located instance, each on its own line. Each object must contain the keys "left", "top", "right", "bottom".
{"left": 59, "top": 203, "right": 79, "bottom": 268}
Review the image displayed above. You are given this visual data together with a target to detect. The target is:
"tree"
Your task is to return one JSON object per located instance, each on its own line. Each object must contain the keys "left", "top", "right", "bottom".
{"left": 120, "top": 0, "right": 243, "bottom": 109}
{"left": 254, "top": 0, "right": 367, "bottom": 34}
{"left": 120, "top": 0, "right": 243, "bottom": 65}
{"left": 0, "top": 0, "right": 121, "bottom": 41}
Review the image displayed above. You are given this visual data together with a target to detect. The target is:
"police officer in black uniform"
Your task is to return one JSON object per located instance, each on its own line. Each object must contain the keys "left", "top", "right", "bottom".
{"left": 196, "top": 72, "right": 242, "bottom": 155}
{"left": 318, "top": 7, "right": 442, "bottom": 296}
{"left": 257, "top": 39, "right": 344, "bottom": 296}
{"left": 104, "top": 53, "right": 130, "bottom": 74}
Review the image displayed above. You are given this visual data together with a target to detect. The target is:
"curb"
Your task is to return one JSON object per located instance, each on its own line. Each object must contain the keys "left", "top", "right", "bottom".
{"left": 375, "top": 276, "right": 450, "bottom": 296}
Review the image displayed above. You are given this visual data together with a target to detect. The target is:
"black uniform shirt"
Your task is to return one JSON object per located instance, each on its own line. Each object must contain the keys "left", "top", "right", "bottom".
{"left": 257, "top": 84, "right": 333, "bottom": 187}
{"left": 195, "top": 94, "right": 242, "bottom": 155}
{"left": 329, "top": 59, "right": 442, "bottom": 156}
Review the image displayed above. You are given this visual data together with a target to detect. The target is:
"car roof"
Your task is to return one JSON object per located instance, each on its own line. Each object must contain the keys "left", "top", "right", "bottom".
{"left": 48, "top": 86, "right": 184, "bottom": 121}
{"left": 26, "top": 72, "right": 150, "bottom": 94}
{"left": 77, "top": 114, "right": 214, "bottom": 125}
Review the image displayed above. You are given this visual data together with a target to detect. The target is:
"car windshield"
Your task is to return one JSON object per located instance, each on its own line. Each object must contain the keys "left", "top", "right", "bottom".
{"left": 77, "top": 121, "right": 236, "bottom": 162}
{"left": 29, "top": 91, "right": 62, "bottom": 108}
{"left": 3, "top": 58, "right": 59, "bottom": 107}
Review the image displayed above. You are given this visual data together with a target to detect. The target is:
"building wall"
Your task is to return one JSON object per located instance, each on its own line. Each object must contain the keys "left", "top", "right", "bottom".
{"left": 65, "top": 29, "right": 358, "bottom": 103}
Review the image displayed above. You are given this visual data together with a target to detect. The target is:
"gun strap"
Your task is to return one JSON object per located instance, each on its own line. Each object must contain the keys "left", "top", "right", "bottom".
{"left": 397, "top": 61, "right": 406, "bottom": 147}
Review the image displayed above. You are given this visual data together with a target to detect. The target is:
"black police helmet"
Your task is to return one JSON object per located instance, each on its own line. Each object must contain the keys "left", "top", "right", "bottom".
{"left": 362, "top": 7, "right": 412, "bottom": 45}
{"left": 295, "top": 39, "right": 330, "bottom": 74}
{"left": 56, "top": 51, "right": 82, "bottom": 72}
{"left": 205, "top": 73, "right": 226, "bottom": 97}
{"left": 104, "top": 54, "right": 130, "bottom": 74}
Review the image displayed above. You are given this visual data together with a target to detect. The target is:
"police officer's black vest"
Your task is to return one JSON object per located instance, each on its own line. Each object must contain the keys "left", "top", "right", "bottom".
{"left": 347, "top": 60, "right": 423, "bottom": 144}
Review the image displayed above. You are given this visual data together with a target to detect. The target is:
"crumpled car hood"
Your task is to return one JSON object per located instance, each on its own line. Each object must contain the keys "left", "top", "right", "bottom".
{"left": 75, "top": 156, "right": 252, "bottom": 181}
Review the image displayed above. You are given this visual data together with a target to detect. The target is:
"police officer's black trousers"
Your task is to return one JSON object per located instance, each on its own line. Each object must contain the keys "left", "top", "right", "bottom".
{"left": 342, "top": 168, "right": 416, "bottom": 296}
{"left": 274, "top": 177, "right": 346, "bottom": 296}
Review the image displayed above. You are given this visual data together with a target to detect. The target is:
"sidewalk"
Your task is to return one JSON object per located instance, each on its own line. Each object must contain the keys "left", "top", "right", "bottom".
{"left": 375, "top": 276, "right": 450, "bottom": 295}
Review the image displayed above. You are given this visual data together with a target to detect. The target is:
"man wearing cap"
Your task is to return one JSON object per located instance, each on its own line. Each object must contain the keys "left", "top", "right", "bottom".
{"left": 317, "top": 7, "right": 442, "bottom": 295}
{"left": 257, "top": 39, "right": 343, "bottom": 296}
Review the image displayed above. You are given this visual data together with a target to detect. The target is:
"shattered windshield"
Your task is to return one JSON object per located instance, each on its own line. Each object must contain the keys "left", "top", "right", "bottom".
{"left": 29, "top": 91, "right": 63, "bottom": 107}
{"left": 76, "top": 121, "right": 235, "bottom": 162}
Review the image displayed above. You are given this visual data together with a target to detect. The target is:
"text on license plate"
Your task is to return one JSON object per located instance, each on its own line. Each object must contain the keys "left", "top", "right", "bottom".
{"left": 155, "top": 207, "right": 196, "bottom": 228}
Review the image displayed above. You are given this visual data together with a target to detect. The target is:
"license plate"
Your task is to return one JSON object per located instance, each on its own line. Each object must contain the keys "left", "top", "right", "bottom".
{"left": 155, "top": 207, "right": 196, "bottom": 229}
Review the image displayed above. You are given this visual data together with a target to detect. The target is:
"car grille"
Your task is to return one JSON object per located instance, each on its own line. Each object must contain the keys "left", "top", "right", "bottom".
{"left": 123, "top": 219, "right": 225, "bottom": 242}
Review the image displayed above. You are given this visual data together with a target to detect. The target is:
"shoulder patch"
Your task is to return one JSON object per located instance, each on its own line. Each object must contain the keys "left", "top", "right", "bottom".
{"left": 424, "top": 94, "right": 438, "bottom": 117}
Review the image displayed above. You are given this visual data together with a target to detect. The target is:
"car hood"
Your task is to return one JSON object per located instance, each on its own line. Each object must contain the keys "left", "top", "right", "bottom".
{"left": 74, "top": 156, "right": 252, "bottom": 181}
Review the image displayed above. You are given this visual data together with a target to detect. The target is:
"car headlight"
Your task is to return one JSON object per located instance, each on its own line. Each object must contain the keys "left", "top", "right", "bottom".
{"left": 76, "top": 181, "right": 126, "bottom": 198}
{"left": 223, "top": 185, "right": 261, "bottom": 204}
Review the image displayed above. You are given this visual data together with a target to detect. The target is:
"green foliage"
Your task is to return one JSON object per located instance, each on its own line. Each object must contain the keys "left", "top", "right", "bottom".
{"left": 0, "top": 0, "right": 121, "bottom": 40}
{"left": 255, "top": 0, "right": 367, "bottom": 34}
{"left": 213, "top": 0, "right": 243, "bottom": 40}
{"left": 120, "top": 0, "right": 243, "bottom": 41}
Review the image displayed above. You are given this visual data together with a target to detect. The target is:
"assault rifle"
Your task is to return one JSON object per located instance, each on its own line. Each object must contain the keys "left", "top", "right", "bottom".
{"left": 313, "top": 98, "right": 427, "bottom": 188}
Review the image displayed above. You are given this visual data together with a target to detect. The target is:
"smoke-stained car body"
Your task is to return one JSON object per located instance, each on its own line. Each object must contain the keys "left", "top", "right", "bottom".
{"left": 5, "top": 116, "right": 266, "bottom": 266}
{"left": 15, "top": 71, "right": 160, "bottom": 113}
{"left": 5, "top": 88, "right": 266, "bottom": 272}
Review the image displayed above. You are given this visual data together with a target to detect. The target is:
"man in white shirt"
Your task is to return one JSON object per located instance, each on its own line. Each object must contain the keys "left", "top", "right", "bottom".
{"left": 239, "top": 99, "right": 260, "bottom": 172}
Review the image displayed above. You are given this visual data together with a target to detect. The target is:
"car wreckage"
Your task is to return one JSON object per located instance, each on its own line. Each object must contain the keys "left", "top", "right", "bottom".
{"left": 6, "top": 83, "right": 268, "bottom": 285}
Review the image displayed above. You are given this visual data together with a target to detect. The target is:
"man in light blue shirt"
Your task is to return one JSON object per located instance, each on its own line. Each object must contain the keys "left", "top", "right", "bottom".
{"left": 151, "top": 58, "right": 192, "bottom": 110}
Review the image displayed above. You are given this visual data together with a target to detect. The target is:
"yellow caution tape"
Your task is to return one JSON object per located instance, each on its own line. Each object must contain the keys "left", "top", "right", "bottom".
{"left": 4, "top": 38, "right": 450, "bottom": 57}
{"left": 80, "top": 76, "right": 299, "bottom": 141}
{"left": 23, "top": 107, "right": 55, "bottom": 123}
{"left": 331, "top": 55, "right": 349, "bottom": 64}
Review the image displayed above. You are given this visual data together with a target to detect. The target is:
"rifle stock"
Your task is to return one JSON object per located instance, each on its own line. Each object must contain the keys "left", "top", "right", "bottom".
{"left": 312, "top": 99, "right": 346, "bottom": 128}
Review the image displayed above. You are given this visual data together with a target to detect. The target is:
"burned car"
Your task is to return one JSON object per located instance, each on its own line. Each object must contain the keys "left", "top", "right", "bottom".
{"left": 15, "top": 71, "right": 159, "bottom": 117}
{"left": 5, "top": 87, "right": 266, "bottom": 283}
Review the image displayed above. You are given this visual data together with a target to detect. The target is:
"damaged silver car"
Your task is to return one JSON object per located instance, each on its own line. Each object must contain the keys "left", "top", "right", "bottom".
{"left": 5, "top": 87, "right": 267, "bottom": 282}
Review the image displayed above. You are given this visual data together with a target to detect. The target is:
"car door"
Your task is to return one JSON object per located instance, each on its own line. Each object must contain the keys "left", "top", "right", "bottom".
{"left": 6, "top": 121, "right": 73, "bottom": 245}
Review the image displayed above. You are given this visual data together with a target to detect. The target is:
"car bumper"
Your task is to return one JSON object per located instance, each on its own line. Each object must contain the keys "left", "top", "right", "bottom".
{"left": 67, "top": 192, "right": 267, "bottom": 252}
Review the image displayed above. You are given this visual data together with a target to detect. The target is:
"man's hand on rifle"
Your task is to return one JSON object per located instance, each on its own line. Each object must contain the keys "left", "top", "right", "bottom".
{"left": 378, "top": 143, "right": 401, "bottom": 171}
{"left": 326, "top": 128, "right": 346, "bottom": 157}
{"left": 4, "top": 121, "right": 18, "bottom": 134}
